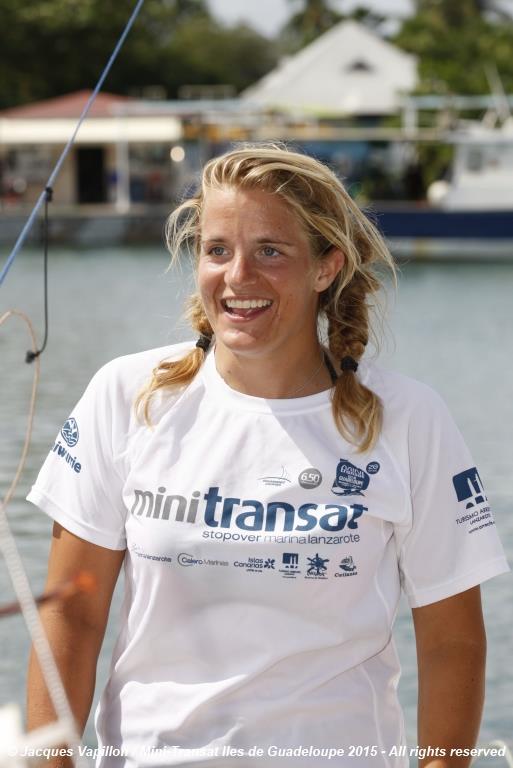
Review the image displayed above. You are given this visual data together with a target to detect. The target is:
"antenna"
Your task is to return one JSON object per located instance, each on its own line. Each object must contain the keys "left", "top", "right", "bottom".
{"left": 484, "top": 62, "right": 511, "bottom": 125}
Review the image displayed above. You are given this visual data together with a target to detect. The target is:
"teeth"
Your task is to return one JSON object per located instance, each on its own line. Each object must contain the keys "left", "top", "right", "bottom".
{"left": 224, "top": 299, "right": 272, "bottom": 309}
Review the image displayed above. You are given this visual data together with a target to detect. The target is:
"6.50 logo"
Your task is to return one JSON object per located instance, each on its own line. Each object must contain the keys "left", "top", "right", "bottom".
{"left": 298, "top": 467, "right": 322, "bottom": 489}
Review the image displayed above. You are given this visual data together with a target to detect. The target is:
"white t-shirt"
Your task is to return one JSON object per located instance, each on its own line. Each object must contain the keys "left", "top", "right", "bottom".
{"left": 27, "top": 342, "right": 509, "bottom": 768}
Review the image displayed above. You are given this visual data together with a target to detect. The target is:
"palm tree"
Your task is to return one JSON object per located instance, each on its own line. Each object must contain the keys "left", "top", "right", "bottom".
{"left": 414, "top": 0, "right": 513, "bottom": 23}
{"left": 282, "top": 0, "right": 343, "bottom": 50}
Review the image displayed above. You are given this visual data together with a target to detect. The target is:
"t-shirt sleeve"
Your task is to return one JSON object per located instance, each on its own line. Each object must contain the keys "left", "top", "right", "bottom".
{"left": 26, "top": 360, "right": 128, "bottom": 550}
{"left": 395, "top": 386, "right": 510, "bottom": 608}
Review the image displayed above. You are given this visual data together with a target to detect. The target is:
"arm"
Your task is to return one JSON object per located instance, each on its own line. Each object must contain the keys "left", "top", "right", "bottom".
{"left": 412, "top": 586, "right": 486, "bottom": 768}
{"left": 26, "top": 522, "right": 125, "bottom": 764}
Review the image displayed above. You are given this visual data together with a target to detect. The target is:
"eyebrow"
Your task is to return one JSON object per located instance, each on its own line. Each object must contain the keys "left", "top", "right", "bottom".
{"left": 200, "top": 237, "right": 294, "bottom": 246}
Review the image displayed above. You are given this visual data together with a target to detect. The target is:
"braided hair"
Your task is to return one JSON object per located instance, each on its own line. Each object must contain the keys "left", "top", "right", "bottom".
{"left": 135, "top": 143, "right": 396, "bottom": 453}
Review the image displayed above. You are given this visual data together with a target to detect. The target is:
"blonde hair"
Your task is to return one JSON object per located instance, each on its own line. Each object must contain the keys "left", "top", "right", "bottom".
{"left": 136, "top": 143, "right": 397, "bottom": 453}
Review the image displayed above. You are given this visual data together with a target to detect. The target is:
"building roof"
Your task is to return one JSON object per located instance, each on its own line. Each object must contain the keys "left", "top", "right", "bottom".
{"left": 242, "top": 20, "right": 417, "bottom": 116}
{"left": 0, "top": 90, "right": 136, "bottom": 119}
{"left": 0, "top": 91, "right": 182, "bottom": 145}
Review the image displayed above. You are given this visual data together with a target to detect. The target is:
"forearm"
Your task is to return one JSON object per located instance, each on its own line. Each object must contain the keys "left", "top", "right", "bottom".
{"left": 417, "top": 640, "right": 486, "bottom": 768}
{"left": 26, "top": 606, "right": 104, "bottom": 767}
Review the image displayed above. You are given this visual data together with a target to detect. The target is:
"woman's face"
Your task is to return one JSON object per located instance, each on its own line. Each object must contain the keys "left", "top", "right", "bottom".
{"left": 197, "top": 185, "right": 343, "bottom": 363}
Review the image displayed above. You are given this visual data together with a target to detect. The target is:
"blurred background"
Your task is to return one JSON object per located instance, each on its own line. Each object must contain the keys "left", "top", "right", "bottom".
{"left": 1, "top": 1, "right": 512, "bottom": 764}
{"left": 2, "top": 0, "right": 513, "bottom": 255}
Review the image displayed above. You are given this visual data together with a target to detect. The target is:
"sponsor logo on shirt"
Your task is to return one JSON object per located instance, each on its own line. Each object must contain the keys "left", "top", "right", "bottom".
{"left": 50, "top": 440, "right": 82, "bottom": 474}
{"left": 258, "top": 466, "right": 291, "bottom": 487}
{"left": 331, "top": 459, "right": 380, "bottom": 497}
{"left": 234, "top": 556, "right": 276, "bottom": 573}
{"left": 452, "top": 467, "right": 487, "bottom": 509}
{"left": 129, "top": 486, "right": 367, "bottom": 534}
{"left": 130, "top": 544, "right": 173, "bottom": 563}
{"left": 305, "top": 553, "right": 329, "bottom": 579}
{"left": 49, "top": 417, "right": 82, "bottom": 473}
{"left": 177, "top": 552, "right": 229, "bottom": 567}
{"left": 279, "top": 552, "right": 301, "bottom": 578}
{"left": 61, "top": 417, "right": 79, "bottom": 447}
{"left": 453, "top": 467, "right": 495, "bottom": 534}
{"left": 335, "top": 555, "right": 358, "bottom": 577}
{"left": 298, "top": 467, "right": 323, "bottom": 489}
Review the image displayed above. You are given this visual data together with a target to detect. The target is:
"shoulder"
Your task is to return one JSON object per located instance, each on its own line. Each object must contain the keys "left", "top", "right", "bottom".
{"left": 83, "top": 340, "right": 196, "bottom": 412}
{"left": 362, "top": 360, "right": 453, "bottom": 428}
{"left": 98, "top": 340, "right": 195, "bottom": 387}
{"left": 363, "top": 361, "right": 471, "bottom": 484}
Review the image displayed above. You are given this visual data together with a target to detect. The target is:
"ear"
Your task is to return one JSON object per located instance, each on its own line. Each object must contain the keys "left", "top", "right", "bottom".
{"left": 314, "top": 247, "right": 345, "bottom": 293}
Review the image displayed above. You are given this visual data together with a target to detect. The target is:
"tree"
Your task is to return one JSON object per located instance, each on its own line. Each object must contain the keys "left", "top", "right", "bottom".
{"left": 168, "top": 19, "right": 278, "bottom": 95}
{"left": 0, "top": 0, "right": 277, "bottom": 108}
{"left": 280, "top": 0, "right": 344, "bottom": 51}
{"left": 394, "top": 0, "right": 513, "bottom": 94}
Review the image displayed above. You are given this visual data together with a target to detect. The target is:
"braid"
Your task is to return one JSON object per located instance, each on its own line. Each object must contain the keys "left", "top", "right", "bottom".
{"left": 187, "top": 293, "right": 214, "bottom": 339}
{"left": 325, "top": 275, "right": 368, "bottom": 362}
{"left": 135, "top": 294, "right": 213, "bottom": 425}
{"left": 323, "top": 271, "right": 383, "bottom": 453}
{"left": 135, "top": 143, "right": 396, "bottom": 446}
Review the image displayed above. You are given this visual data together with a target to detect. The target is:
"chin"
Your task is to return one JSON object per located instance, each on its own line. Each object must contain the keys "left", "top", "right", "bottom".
{"left": 216, "top": 331, "right": 269, "bottom": 356}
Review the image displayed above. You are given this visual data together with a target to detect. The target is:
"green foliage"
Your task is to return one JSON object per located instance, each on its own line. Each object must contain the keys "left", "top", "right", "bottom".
{"left": 279, "top": 1, "right": 387, "bottom": 54}
{"left": 394, "top": 0, "right": 513, "bottom": 94}
{"left": 0, "top": 0, "right": 277, "bottom": 108}
{"left": 281, "top": 0, "right": 344, "bottom": 51}
{"left": 167, "top": 19, "right": 278, "bottom": 94}
{"left": 415, "top": 142, "right": 454, "bottom": 188}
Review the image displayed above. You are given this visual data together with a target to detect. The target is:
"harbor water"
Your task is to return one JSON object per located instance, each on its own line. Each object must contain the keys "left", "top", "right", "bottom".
{"left": 1, "top": 247, "right": 512, "bottom": 760}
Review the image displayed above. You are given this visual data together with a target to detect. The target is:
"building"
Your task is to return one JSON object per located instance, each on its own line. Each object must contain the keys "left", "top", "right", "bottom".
{"left": 0, "top": 90, "right": 183, "bottom": 212}
{"left": 242, "top": 20, "right": 418, "bottom": 118}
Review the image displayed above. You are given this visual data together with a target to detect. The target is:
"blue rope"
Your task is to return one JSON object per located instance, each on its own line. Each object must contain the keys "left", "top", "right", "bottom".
{"left": 0, "top": 0, "right": 146, "bottom": 287}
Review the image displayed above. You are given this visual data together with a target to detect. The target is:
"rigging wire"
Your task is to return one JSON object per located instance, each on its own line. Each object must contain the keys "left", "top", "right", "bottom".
{"left": 2, "top": 2, "right": 511, "bottom": 763}
{"left": 0, "top": 2, "right": 146, "bottom": 762}
{"left": 26, "top": 186, "right": 52, "bottom": 364}
{"left": 0, "top": 0, "right": 146, "bottom": 287}
{"left": 0, "top": 310, "right": 85, "bottom": 767}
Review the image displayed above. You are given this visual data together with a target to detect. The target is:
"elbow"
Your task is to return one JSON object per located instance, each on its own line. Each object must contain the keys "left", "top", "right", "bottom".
{"left": 38, "top": 597, "right": 110, "bottom": 649}
{"left": 419, "top": 632, "right": 487, "bottom": 671}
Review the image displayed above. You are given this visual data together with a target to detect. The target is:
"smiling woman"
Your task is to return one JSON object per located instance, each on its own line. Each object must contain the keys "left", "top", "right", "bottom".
{"left": 197, "top": 185, "right": 344, "bottom": 396}
{"left": 26, "top": 144, "right": 509, "bottom": 768}
{"left": 138, "top": 143, "right": 396, "bottom": 451}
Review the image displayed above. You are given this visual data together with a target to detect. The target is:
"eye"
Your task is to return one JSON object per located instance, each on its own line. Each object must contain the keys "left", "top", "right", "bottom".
{"left": 260, "top": 245, "right": 280, "bottom": 258}
{"left": 207, "top": 245, "right": 227, "bottom": 257}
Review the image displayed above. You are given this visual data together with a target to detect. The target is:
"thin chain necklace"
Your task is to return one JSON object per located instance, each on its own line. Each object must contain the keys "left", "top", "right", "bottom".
{"left": 214, "top": 344, "right": 330, "bottom": 398}
{"left": 286, "top": 350, "right": 327, "bottom": 398}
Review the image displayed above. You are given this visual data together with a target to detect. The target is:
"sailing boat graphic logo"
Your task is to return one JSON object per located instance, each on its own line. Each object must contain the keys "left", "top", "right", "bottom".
{"left": 61, "top": 417, "right": 79, "bottom": 448}
{"left": 259, "top": 466, "right": 291, "bottom": 487}
{"left": 452, "top": 467, "right": 487, "bottom": 510}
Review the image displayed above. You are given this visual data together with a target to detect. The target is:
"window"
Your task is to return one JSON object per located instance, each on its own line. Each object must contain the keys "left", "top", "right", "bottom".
{"left": 345, "top": 60, "right": 373, "bottom": 74}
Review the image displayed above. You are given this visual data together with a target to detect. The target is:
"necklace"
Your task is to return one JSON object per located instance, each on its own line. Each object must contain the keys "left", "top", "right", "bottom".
{"left": 286, "top": 351, "right": 327, "bottom": 398}
{"left": 214, "top": 344, "right": 331, "bottom": 398}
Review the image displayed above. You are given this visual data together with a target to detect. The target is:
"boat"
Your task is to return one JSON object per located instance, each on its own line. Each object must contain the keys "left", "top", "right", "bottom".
{"left": 374, "top": 117, "right": 513, "bottom": 259}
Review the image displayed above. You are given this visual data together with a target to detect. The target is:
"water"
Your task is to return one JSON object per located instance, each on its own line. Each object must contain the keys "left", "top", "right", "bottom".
{"left": 1, "top": 248, "right": 512, "bottom": 759}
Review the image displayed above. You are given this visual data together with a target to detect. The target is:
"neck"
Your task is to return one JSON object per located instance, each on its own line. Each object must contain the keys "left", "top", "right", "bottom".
{"left": 213, "top": 342, "right": 334, "bottom": 399}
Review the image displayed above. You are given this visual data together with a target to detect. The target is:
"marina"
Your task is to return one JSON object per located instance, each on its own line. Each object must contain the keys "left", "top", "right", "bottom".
{"left": 2, "top": 249, "right": 513, "bottom": 762}
{"left": 3, "top": 93, "right": 513, "bottom": 258}
{"left": 1, "top": 3, "right": 513, "bottom": 765}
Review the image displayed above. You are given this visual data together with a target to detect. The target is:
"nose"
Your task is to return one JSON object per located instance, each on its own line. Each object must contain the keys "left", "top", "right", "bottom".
{"left": 225, "top": 250, "right": 257, "bottom": 287}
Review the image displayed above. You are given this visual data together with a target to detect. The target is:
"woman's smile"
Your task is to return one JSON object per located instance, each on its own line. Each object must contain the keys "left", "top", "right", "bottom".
{"left": 198, "top": 186, "right": 333, "bottom": 364}
{"left": 220, "top": 295, "right": 274, "bottom": 321}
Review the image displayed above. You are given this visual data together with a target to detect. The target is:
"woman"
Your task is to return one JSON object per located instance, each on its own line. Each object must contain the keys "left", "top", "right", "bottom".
{"left": 27, "top": 145, "right": 509, "bottom": 767}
